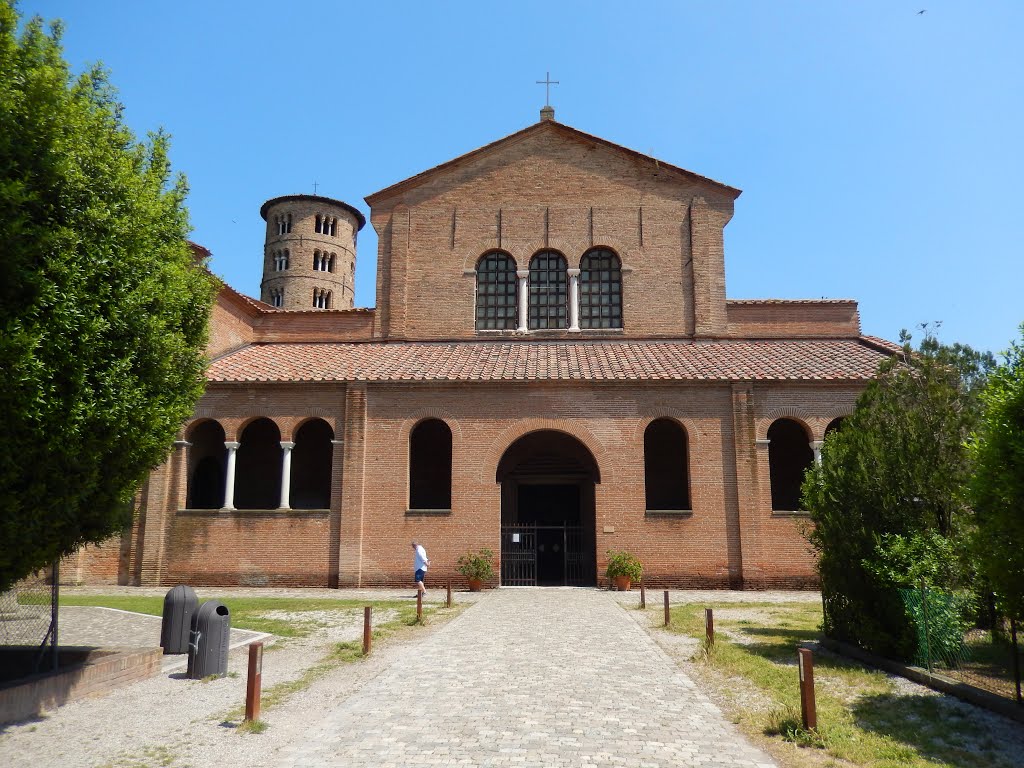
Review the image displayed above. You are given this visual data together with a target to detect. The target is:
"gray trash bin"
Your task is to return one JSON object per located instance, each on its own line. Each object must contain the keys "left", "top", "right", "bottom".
{"left": 187, "top": 601, "right": 231, "bottom": 679}
{"left": 160, "top": 585, "right": 199, "bottom": 655}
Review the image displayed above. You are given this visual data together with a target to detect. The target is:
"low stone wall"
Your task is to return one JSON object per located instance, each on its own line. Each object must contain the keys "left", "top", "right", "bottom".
{"left": 0, "top": 646, "right": 162, "bottom": 725}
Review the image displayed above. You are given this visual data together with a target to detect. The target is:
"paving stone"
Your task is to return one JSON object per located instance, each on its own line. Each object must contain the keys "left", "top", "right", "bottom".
{"left": 280, "top": 588, "right": 776, "bottom": 767}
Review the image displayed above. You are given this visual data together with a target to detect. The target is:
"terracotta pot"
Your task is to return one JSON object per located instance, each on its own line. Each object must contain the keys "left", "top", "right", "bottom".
{"left": 467, "top": 578, "right": 483, "bottom": 592}
{"left": 614, "top": 575, "right": 632, "bottom": 592}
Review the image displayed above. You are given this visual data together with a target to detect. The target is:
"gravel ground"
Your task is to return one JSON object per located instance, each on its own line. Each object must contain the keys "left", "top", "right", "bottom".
{"left": 0, "top": 587, "right": 480, "bottom": 768}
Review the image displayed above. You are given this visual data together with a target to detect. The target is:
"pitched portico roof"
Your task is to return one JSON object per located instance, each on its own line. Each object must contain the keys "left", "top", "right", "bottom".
{"left": 206, "top": 338, "right": 896, "bottom": 384}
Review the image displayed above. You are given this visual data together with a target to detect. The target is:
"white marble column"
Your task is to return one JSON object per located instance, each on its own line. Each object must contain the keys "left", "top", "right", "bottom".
{"left": 223, "top": 441, "right": 240, "bottom": 510}
{"left": 279, "top": 440, "right": 295, "bottom": 509}
{"left": 567, "top": 268, "right": 581, "bottom": 332}
{"left": 811, "top": 440, "right": 824, "bottom": 465}
{"left": 516, "top": 269, "right": 529, "bottom": 332}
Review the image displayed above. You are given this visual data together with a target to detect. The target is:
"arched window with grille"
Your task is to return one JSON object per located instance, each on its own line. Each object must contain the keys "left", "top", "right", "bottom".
{"left": 409, "top": 419, "right": 452, "bottom": 510}
{"left": 528, "top": 250, "right": 567, "bottom": 330}
{"left": 579, "top": 248, "right": 622, "bottom": 329}
{"left": 644, "top": 419, "right": 690, "bottom": 510}
{"left": 768, "top": 418, "right": 814, "bottom": 511}
{"left": 475, "top": 251, "right": 518, "bottom": 330}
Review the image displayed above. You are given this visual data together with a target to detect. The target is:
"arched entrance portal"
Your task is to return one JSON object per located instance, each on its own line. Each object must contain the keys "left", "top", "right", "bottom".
{"left": 496, "top": 430, "right": 599, "bottom": 586}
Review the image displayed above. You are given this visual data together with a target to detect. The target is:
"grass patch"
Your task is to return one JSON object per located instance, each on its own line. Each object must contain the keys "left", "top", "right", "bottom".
{"left": 58, "top": 594, "right": 420, "bottom": 638}
{"left": 98, "top": 744, "right": 179, "bottom": 767}
{"left": 662, "top": 601, "right": 1018, "bottom": 768}
{"left": 237, "top": 718, "right": 268, "bottom": 734}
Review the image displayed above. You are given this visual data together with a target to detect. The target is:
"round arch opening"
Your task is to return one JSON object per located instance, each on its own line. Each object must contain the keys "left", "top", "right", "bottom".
{"left": 496, "top": 430, "right": 599, "bottom": 587}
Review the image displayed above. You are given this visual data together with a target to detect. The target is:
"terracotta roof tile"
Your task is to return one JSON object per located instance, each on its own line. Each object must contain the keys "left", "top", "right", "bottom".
{"left": 206, "top": 339, "right": 894, "bottom": 384}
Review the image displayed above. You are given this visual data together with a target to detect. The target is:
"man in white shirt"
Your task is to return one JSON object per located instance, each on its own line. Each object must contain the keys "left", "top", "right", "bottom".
{"left": 412, "top": 540, "right": 429, "bottom": 598}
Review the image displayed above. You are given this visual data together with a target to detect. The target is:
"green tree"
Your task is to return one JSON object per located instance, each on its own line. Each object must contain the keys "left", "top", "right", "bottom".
{"left": 970, "top": 325, "right": 1024, "bottom": 620}
{"left": 802, "top": 328, "right": 993, "bottom": 657}
{"left": 0, "top": 3, "right": 216, "bottom": 591}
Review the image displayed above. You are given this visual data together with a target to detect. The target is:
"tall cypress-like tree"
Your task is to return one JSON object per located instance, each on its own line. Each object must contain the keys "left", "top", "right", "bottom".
{"left": 0, "top": 2, "right": 217, "bottom": 591}
{"left": 802, "top": 330, "right": 993, "bottom": 658}
{"left": 971, "top": 326, "right": 1024, "bottom": 621}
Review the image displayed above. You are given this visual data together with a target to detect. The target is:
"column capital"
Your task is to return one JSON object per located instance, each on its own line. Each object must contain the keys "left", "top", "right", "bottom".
{"left": 330, "top": 439, "right": 345, "bottom": 445}
{"left": 754, "top": 438, "right": 771, "bottom": 446}
{"left": 173, "top": 440, "right": 192, "bottom": 448}
{"left": 280, "top": 441, "right": 296, "bottom": 450}
{"left": 810, "top": 440, "right": 825, "bottom": 449}
{"left": 224, "top": 441, "right": 240, "bottom": 450}
{"left": 566, "top": 268, "right": 581, "bottom": 277}
{"left": 516, "top": 269, "right": 530, "bottom": 279}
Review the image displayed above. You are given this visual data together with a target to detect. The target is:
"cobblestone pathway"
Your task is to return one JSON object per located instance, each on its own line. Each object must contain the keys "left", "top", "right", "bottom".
{"left": 283, "top": 588, "right": 776, "bottom": 767}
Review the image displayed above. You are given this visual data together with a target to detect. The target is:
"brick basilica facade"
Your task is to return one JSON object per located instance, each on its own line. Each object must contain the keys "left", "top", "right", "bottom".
{"left": 72, "top": 112, "right": 896, "bottom": 589}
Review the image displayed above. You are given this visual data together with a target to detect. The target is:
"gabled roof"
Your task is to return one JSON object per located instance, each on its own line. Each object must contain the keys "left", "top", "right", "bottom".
{"left": 365, "top": 119, "right": 742, "bottom": 206}
{"left": 206, "top": 338, "right": 891, "bottom": 384}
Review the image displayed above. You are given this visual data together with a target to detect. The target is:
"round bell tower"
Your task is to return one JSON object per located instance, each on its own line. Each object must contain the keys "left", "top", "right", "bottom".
{"left": 259, "top": 194, "right": 366, "bottom": 310}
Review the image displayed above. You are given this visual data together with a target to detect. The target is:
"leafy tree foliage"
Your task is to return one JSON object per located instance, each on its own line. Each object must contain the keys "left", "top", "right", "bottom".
{"left": 0, "top": 3, "right": 216, "bottom": 591}
{"left": 970, "top": 325, "right": 1024, "bottom": 620}
{"left": 802, "top": 328, "right": 993, "bottom": 658}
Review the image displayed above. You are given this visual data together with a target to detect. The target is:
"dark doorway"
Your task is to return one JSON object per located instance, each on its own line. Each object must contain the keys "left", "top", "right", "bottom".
{"left": 496, "top": 431, "right": 598, "bottom": 586}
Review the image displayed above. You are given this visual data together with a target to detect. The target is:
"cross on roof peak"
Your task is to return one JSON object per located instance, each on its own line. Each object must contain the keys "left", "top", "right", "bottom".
{"left": 536, "top": 71, "right": 559, "bottom": 107}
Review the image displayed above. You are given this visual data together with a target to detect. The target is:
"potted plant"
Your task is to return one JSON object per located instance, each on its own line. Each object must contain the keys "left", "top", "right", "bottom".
{"left": 456, "top": 548, "right": 495, "bottom": 591}
{"left": 605, "top": 550, "right": 643, "bottom": 591}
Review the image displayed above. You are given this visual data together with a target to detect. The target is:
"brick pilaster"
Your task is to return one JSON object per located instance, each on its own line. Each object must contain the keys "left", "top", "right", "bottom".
{"left": 338, "top": 384, "right": 367, "bottom": 586}
{"left": 690, "top": 197, "right": 728, "bottom": 336}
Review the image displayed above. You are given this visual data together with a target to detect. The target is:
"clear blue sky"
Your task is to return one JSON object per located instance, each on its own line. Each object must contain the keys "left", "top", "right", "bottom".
{"left": 22, "top": 1, "right": 1024, "bottom": 354}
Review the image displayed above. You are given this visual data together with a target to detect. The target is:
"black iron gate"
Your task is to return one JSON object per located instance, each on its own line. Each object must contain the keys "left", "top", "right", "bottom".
{"left": 500, "top": 525, "right": 585, "bottom": 586}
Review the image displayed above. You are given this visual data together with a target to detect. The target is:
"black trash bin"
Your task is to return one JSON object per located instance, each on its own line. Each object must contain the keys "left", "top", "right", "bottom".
{"left": 160, "top": 585, "right": 199, "bottom": 655}
{"left": 187, "top": 601, "right": 231, "bottom": 679}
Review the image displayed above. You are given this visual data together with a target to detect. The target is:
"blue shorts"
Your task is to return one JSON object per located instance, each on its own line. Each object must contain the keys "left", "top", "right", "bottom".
{"left": 415, "top": 569, "right": 426, "bottom": 583}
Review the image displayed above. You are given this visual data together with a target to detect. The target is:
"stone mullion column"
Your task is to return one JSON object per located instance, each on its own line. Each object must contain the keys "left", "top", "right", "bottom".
{"left": 279, "top": 441, "right": 295, "bottom": 509}
{"left": 223, "top": 441, "right": 240, "bottom": 510}
{"left": 811, "top": 440, "right": 824, "bottom": 465}
{"left": 516, "top": 269, "right": 530, "bottom": 332}
{"left": 339, "top": 384, "right": 367, "bottom": 587}
{"left": 567, "top": 268, "right": 581, "bottom": 332}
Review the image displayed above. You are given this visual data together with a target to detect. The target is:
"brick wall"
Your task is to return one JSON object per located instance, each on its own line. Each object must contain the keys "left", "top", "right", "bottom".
{"left": 369, "top": 125, "right": 736, "bottom": 341}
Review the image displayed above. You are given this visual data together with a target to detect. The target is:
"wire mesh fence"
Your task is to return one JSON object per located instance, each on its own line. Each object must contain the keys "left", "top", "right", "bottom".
{"left": 0, "top": 562, "right": 59, "bottom": 681}
{"left": 899, "top": 583, "right": 1023, "bottom": 704}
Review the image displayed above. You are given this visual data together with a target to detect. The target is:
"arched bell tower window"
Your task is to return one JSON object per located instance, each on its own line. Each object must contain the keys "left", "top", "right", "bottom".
{"left": 528, "top": 251, "right": 567, "bottom": 330}
{"left": 579, "top": 249, "right": 622, "bottom": 329}
{"left": 409, "top": 419, "right": 452, "bottom": 510}
{"left": 475, "top": 251, "right": 518, "bottom": 330}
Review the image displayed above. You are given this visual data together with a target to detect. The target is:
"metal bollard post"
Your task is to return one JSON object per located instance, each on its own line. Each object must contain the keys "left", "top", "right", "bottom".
{"left": 705, "top": 608, "right": 714, "bottom": 647}
{"left": 245, "top": 642, "right": 263, "bottom": 722}
{"left": 664, "top": 590, "right": 671, "bottom": 626}
{"left": 446, "top": 580, "right": 452, "bottom": 608}
{"left": 798, "top": 647, "right": 817, "bottom": 730}
{"left": 640, "top": 583, "right": 646, "bottom": 609}
{"left": 363, "top": 606, "right": 372, "bottom": 655}
{"left": 416, "top": 590, "right": 423, "bottom": 622}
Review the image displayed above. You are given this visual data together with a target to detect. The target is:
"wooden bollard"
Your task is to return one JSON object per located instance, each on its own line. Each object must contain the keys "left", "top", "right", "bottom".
{"left": 639, "top": 583, "right": 646, "bottom": 609}
{"left": 244, "top": 641, "right": 263, "bottom": 722}
{"left": 362, "top": 606, "right": 372, "bottom": 655}
{"left": 664, "top": 590, "right": 671, "bottom": 626}
{"left": 705, "top": 608, "right": 714, "bottom": 647}
{"left": 798, "top": 647, "right": 817, "bottom": 730}
{"left": 416, "top": 590, "right": 423, "bottom": 621}
{"left": 446, "top": 580, "right": 452, "bottom": 608}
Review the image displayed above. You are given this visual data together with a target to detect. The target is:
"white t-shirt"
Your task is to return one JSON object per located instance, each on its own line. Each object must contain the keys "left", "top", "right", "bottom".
{"left": 414, "top": 545, "right": 429, "bottom": 572}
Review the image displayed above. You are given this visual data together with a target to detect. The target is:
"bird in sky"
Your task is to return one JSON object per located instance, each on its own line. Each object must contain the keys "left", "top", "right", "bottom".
{"left": 918, "top": 9, "right": 927, "bottom": 14}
